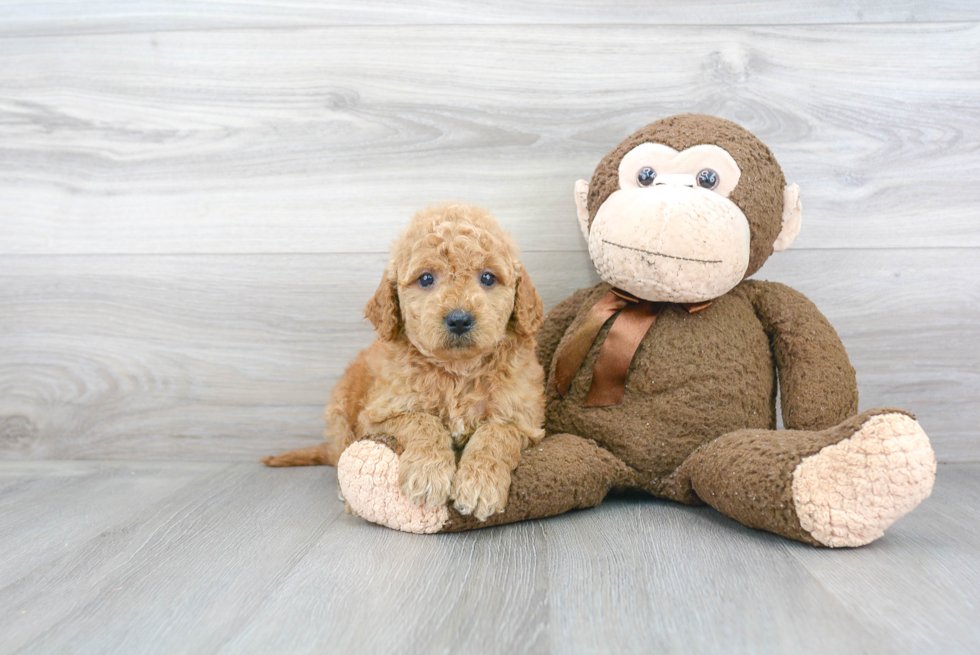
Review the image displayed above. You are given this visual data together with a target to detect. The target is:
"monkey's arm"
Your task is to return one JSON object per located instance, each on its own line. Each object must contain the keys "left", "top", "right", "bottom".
{"left": 740, "top": 279, "right": 858, "bottom": 430}
{"left": 535, "top": 285, "right": 598, "bottom": 374}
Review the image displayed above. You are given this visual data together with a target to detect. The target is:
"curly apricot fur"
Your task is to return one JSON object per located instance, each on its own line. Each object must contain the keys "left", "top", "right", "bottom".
{"left": 264, "top": 203, "right": 546, "bottom": 520}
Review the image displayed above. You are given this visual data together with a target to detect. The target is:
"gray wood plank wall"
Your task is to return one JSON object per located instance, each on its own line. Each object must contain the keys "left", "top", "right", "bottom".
{"left": 1, "top": 2, "right": 977, "bottom": 462}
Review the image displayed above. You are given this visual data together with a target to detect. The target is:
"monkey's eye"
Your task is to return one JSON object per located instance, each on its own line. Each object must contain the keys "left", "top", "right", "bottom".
{"left": 637, "top": 167, "right": 657, "bottom": 187}
{"left": 697, "top": 169, "right": 719, "bottom": 190}
{"left": 418, "top": 272, "right": 435, "bottom": 288}
{"left": 480, "top": 271, "right": 497, "bottom": 288}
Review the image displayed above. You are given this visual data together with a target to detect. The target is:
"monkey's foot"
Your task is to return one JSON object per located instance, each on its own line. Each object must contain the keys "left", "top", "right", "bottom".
{"left": 792, "top": 412, "right": 936, "bottom": 547}
{"left": 337, "top": 438, "right": 448, "bottom": 534}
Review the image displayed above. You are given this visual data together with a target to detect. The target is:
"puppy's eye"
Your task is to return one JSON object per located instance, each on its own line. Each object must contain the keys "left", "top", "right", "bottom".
{"left": 637, "top": 167, "right": 656, "bottom": 187}
{"left": 697, "top": 169, "right": 719, "bottom": 190}
{"left": 418, "top": 272, "right": 435, "bottom": 288}
{"left": 479, "top": 271, "right": 496, "bottom": 287}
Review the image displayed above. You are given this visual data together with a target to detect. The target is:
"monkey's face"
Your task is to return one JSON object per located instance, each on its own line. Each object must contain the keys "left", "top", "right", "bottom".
{"left": 576, "top": 116, "right": 803, "bottom": 303}
{"left": 582, "top": 143, "right": 756, "bottom": 303}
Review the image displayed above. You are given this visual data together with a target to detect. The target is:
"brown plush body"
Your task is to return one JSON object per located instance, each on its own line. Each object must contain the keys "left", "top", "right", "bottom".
{"left": 541, "top": 279, "right": 854, "bottom": 490}
{"left": 442, "top": 278, "right": 854, "bottom": 541}
{"left": 336, "top": 115, "right": 936, "bottom": 546}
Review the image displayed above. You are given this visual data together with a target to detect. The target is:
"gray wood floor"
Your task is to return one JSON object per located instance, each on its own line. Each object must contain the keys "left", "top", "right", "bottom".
{"left": 1, "top": 460, "right": 977, "bottom": 655}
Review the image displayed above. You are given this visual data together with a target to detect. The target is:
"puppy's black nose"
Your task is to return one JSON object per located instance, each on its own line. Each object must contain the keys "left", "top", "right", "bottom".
{"left": 445, "top": 309, "right": 475, "bottom": 336}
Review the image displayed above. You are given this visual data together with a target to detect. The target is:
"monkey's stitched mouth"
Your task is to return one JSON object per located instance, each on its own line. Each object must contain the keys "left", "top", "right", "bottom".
{"left": 601, "top": 240, "right": 722, "bottom": 264}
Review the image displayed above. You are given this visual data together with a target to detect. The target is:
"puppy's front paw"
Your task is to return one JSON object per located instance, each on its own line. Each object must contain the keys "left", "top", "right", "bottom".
{"left": 399, "top": 446, "right": 456, "bottom": 509}
{"left": 451, "top": 459, "right": 511, "bottom": 521}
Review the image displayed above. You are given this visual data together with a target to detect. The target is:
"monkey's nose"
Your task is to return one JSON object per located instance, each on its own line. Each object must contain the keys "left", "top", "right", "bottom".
{"left": 445, "top": 309, "right": 475, "bottom": 336}
{"left": 653, "top": 173, "right": 696, "bottom": 188}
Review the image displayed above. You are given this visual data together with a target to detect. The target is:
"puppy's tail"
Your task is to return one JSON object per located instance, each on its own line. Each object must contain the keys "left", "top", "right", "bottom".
{"left": 261, "top": 441, "right": 338, "bottom": 467}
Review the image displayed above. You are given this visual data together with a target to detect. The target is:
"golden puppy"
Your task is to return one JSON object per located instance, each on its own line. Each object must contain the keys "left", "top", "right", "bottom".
{"left": 264, "top": 202, "right": 546, "bottom": 520}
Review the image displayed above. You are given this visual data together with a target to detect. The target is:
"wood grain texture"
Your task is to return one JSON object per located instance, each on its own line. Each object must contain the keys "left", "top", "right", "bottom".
{"left": 0, "top": 15, "right": 975, "bottom": 463}
{"left": 0, "top": 463, "right": 338, "bottom": 654}
{"left": 0, "top": 251, "right": 599, "bottom": 461}
{"left": 2, "top": 461, "right": 978, "bottom": 654}
{"left": 788, "top": 463, "right": 980, "bottom": 654}
{"left": 2, "top": 248, "right": 976, "bottom": 462}
{"left": 219, "top": 493, "right": 552, "bottom": 655}
{"left": 1, "top": 1, "right": 978, "bottom": 36}
{"left": 0, "top": 460, "right": 221, "bottom": 589}
{"left": 1, "top": 23, "right": 978, "bottom": 255}
{"left": 541, "top": 499, "right": 883, "bottom": 653}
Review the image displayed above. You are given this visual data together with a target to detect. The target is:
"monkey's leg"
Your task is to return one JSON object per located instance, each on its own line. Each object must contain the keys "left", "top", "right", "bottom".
{"left": 671, "top": 408, "right": 936, "bottom": 547}
{"left": 336, "top": 433, "right": 634, "bottom": 534}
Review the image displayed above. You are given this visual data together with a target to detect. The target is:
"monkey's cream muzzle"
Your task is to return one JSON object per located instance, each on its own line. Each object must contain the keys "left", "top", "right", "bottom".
{"left": 588, "top": 183, "right": 751, "bottom": 303}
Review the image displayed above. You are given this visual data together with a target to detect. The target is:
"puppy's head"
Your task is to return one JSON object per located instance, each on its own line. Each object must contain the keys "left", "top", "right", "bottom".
{"left": 365, "top": 203, "right": 543, "bottom": 361}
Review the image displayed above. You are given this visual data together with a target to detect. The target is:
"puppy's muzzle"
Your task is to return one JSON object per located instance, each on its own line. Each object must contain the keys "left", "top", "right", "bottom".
{"left": 445, "top": 309, "right": 475, "bottom": 336}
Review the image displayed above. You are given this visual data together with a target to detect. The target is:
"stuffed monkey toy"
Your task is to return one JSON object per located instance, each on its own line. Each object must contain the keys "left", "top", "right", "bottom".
{"left": 337, "top": 114, "right": 937, "bottom": 547}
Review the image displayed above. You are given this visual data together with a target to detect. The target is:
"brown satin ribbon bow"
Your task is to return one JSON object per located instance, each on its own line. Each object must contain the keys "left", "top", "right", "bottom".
{"left": 553, "top": 288, "right": 711, "bottom": 407}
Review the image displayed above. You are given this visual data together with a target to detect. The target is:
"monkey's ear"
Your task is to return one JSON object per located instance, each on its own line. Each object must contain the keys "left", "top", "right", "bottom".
{"left": 574, "top": 179, "right": 590, "bottom": 240}
{"left": 364, "top": 268, "right": 401, "bottom": 341}
{"left": 511, "top": 262, "right": 544, "bottom": 337}
{"left": 773, "top": 183, "right": 802, "bottom": 252}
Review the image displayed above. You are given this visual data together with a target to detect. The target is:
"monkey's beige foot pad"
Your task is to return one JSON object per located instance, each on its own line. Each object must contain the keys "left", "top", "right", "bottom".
{"left": 792, "top": 413, "right": 936, "bottom": 548}
{"left": 337, "top": 440, "right": 448, "bottom": 534}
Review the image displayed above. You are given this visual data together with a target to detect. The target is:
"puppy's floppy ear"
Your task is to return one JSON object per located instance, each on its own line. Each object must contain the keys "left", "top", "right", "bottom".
{"left": 364, "top": 268, "right": 401, "bottom": 341}
{"left": 511, "top": 262, "right": 544, "bottom": 337}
